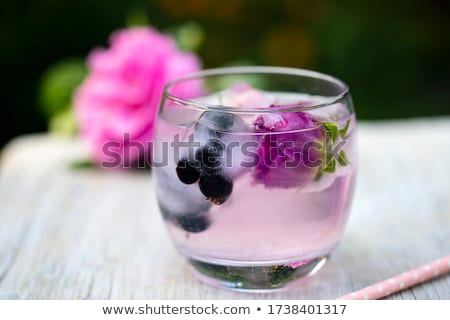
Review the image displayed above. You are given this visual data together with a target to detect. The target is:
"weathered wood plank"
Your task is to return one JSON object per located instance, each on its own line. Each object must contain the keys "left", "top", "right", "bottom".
{"left": 0, "top": 118, "right": 449, "bottom": 299}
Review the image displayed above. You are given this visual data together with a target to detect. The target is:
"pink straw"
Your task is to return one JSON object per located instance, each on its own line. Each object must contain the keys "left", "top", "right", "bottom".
{"left": 337, "top": 255, "right": 450, "bottom": 300}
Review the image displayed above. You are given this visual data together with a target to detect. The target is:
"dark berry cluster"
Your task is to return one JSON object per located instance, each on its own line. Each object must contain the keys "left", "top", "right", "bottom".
{"left": 176, "top": 139, "right": 233, "bottom": 205}
{"left": 169, "top": 111, "right": 248, "bottom": 233}
{"left": 176, "top": 111, "right": 238, "bottom": 205}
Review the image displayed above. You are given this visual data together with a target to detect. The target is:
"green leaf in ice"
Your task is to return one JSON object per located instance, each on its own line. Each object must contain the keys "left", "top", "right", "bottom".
{"left": 314, "top": 156, "right": 336, "bottom": 181}
{"left": 314, "top": 168, "right": 324, "bottom": 181}
{"left": 314, "top": 120, "right": 352, "bottom": 181}
{"left": 339, "top": 119, "right": 351, "bottom": 138}
{"left": 322, "top": 122, "right": 338, "bottom": 143}
{"left": 337, "top": 150, "right": 350, "bottom": 166}
{"left": 323, "top": 158, "right": 336, "bottom": 173}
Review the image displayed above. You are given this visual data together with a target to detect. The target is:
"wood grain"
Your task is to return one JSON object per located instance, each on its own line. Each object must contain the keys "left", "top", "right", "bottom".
{"left": 0, "top": 117, "right": 449, "bottom": 299}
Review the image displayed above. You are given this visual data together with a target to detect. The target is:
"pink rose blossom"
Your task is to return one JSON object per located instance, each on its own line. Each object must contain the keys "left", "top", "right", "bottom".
{"left": 74, "top": 27, "right": 201, "bottom": 166}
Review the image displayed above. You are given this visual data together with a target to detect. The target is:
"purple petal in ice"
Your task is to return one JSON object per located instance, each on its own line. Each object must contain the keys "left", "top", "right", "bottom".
{"left": 253, "top": 107, "right": 324, "bottom": 188}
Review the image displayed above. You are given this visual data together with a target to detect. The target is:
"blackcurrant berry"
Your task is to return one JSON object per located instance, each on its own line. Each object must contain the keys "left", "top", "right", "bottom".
{"left": 175, "top": 215, "right": 210, "bottom": 233}
{"left": 199, "top": 173, "right": 233, "bottom": 205}
{"left": 195, "top": 111, "right": 238, "bottom": 139}
{"left": 196, "top": 139, "right": 224, "bottom": 171}
{"left": 176, "top": 158, "right": 201, "bottom": 184}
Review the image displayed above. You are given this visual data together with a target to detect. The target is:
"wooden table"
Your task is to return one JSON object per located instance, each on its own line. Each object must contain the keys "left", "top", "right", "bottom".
{"left": 1, "top": 117, "right": 449, "bottom": 299}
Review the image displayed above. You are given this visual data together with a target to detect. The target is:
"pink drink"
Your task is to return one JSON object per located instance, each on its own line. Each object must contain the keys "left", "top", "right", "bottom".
{"left": 154, "top": 68, "right": 357, "bottom": 290}
{"left": 168, "top": 162, "right": 355, "bottom": 262}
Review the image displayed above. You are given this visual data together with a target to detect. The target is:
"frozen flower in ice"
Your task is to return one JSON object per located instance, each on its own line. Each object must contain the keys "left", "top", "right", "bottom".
{"left": 254, "top": 106, "right": 324, "bottom": 188}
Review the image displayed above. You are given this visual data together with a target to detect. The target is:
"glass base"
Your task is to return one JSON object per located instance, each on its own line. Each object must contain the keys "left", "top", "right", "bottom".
{"left": 189, "top": 255, "right": 329, "bottom": 292}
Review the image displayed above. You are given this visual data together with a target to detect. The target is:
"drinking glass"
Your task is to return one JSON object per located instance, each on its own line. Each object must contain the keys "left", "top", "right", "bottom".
{"left": 153, "top": 66, "right": 357, "bottom": 291}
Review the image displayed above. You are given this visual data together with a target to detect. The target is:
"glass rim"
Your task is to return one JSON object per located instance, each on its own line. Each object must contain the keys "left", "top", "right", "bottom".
{"left": 163, "top": 66, "right": 349, "bottom": 113}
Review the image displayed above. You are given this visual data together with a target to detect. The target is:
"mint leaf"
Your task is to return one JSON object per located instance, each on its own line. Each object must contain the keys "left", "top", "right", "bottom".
{"left": 323, "top": 158, "right": 336, "bottom": 173}
{"left": 314, "top": 169, "right": 324, "bottom": 181}
{"left": 322, "top": 122, "right": 338, "bottom": 143}
{"left": 315, "top": 120, "right": 351, "bottom": 181}
{"left": 337, "top": 150, "right": 350, "bottom": 166}
{"left": 339, "top": 119, "right": 350, "bottom": 138}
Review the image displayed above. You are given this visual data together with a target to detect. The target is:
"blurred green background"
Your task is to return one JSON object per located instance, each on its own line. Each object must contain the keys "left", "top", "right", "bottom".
{"left": 1, "top": 0, "right": 449, "bottom": 148}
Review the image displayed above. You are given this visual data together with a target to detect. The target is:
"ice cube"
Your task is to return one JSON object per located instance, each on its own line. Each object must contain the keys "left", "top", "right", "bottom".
{"left": 194, "top": 111, "right": 256, "bottom": 179}
{"left": 154, "top": 166, "right": 211, "bottom": 218}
